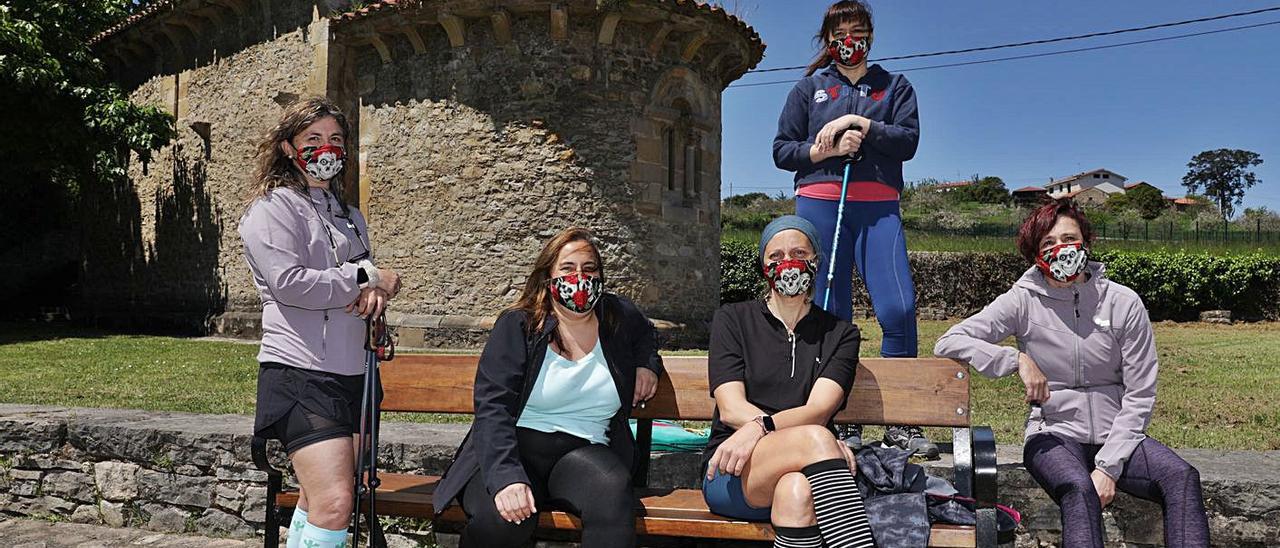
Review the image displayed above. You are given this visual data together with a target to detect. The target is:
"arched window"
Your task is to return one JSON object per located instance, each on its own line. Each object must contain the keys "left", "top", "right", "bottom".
{"left": 664, "top": 126, "right": 677, "bottom": 192}
{"left": 665, "top": 98, "right": 701, "bottom": 198}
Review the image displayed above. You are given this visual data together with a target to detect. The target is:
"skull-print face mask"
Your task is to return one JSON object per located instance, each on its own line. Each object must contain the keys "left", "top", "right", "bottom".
{"left": 828, "top": 35, "right": 869, "bottom": 67}
{"left": 1036, "top": 243, "right": 1089, "bottom": 283}
{"left": 549, "top": 272, "right": 603, "bottom": 314}
{"left": 763, "top": 259, "right": 817, "bottom": 297}
{"left": 294, "top": 143, "right": 345, "bottom": 181}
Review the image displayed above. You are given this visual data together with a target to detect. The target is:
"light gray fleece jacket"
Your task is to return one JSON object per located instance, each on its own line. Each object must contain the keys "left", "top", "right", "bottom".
{"left": 239, "top": 186, "right": 373, "bottom": 376}
{"left": 934, "top": 262, "right": 1158, "bottom": 479}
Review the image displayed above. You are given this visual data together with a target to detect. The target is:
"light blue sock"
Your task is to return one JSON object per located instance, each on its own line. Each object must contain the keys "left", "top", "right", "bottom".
{"left": 299, "top": 521, "right": 349, "bottom": 548}
{"left": 286, "top": 507, "right": 308, "bottom": 548}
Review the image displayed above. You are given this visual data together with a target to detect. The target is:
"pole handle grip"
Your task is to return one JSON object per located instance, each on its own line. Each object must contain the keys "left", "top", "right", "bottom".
{"left": 833, "top": 124, "right": 864, "bottom": 164}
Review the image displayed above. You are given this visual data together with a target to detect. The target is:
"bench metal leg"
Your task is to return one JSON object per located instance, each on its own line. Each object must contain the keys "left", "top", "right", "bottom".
{"left": 634, "top": 419, "right": 653, "bottom": 488}
{"left": 952, "top": 427, "right": 973, "bottom": 497}
{"left": 972, "top": 426, "right": 999, "bottom": 548}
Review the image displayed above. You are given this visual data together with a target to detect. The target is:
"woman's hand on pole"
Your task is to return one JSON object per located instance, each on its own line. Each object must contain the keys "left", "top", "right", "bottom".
{"left": 833, "top": 129, "right": 864, "bottom": 157}
{"left": 346, "top": 288, "right": 390, "bottom": 319}
{"left": 375, "top": 268, "right": 401, "bottom": 298}
{"left": 815, "top": 114, "right": 870, "bottom": 152}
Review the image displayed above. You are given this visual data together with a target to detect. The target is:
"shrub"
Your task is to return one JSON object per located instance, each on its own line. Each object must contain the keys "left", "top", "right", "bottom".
{"left": 719, "top": 247, "right": 1280, "bottom": 320}
{"left": 721, "top": 237, "right": 766, "bottom": 304}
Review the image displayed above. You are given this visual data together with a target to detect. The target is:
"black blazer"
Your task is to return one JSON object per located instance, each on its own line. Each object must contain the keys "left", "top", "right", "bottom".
{"left": 432, "top": 293, "right": 665, "bottom": 511}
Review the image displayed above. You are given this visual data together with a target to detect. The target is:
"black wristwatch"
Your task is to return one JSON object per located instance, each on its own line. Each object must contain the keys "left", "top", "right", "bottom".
{"left": 753, "top": 414, "right": 776, "bottom": 434}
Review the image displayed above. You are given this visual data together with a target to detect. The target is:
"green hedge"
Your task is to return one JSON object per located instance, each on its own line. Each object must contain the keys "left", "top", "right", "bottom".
{"left": 721, "top": 241, "right": 1280, "bottom": 321}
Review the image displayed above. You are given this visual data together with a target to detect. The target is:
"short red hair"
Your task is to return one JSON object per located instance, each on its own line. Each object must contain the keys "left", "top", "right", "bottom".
{"left": 1016, "top": 199, "right": 1095, "bottom": 263}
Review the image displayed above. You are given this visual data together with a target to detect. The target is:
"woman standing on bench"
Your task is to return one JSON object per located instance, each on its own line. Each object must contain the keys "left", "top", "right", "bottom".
{"left": 239, "top": 97, "right": 402, "bottom": 548}
{"left": 773, "top": 0, "right": 934, "bottom": 456}
{"left": 703, "top": 215, "right": 875, "bottom": 548}
{"left": 433, "top": 227, "right": 665, "bottom": 548}
{"left": 935, "top": 199, "right": 1209, "bottom": 547}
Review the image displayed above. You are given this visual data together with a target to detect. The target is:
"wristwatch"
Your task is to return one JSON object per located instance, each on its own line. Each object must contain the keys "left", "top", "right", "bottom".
{"left": 357, "top": 259, "right": 380, "bottom": 289}
{"left": 752, "top": 414, "right": 776, "bottom": 434}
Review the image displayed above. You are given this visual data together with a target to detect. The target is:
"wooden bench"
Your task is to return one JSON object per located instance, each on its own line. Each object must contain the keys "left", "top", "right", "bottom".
{"left": 253, "top": 355, "right": 1000, "bottom": 547}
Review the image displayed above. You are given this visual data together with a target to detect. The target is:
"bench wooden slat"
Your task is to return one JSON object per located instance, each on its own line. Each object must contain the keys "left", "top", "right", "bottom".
{"left": 381, "top": 355, "right": 972, "bottom": 427}
{"left": 273, "top": 473, "right": 975, "bottom": 546}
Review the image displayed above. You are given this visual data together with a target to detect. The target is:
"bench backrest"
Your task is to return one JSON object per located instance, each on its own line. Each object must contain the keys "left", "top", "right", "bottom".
{"left": 381, "top": 355, "right": 973, "bottom": 427}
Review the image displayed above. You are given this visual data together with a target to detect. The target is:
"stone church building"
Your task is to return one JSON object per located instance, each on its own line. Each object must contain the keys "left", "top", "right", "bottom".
{"left": 86, "top": 0, "right": 763, "bottom": 345}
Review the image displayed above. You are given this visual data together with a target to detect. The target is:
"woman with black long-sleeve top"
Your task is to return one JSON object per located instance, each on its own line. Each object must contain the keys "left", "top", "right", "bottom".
{"left": 432, "top": 227, "right": 665, "bottom": 548}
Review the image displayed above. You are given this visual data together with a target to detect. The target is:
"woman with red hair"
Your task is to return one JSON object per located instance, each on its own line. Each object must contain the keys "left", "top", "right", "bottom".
{"left": 934, "top": 199, "right": 1208, "bottom": 547}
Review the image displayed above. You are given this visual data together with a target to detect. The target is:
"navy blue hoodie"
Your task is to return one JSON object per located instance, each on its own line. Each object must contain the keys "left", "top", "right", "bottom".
{"left": 773, "top": 64, "right": 920, "bottom": 194}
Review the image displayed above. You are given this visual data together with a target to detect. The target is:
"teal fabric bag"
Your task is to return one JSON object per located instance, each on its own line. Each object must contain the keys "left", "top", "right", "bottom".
{"left": 629, "top": 419, "right": 709, "bottom": 452}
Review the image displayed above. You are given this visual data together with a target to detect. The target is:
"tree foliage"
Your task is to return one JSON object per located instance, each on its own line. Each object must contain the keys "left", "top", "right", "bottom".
{"left": 953, "top": 175, "right": 1009, "bottom": 204}
{"left": 1, "top": 1, "right": 175, "bottom": 200}
{"left": 1108, "top": 183, "right": 1168, "bottom": 220}
{"left": 1182, "top": 149, "right": 1263, "bottom": 221}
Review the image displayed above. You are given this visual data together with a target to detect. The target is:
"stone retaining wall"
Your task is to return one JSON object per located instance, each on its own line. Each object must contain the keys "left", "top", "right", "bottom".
{"left": 2, "top": 405, "right": 1276, "bottom": 547}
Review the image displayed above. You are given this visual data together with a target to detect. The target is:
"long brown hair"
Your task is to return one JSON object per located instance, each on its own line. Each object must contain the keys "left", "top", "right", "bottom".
{"left": 804, "top": 1, "right": 875, "bottom": 76}
{"left": 246, "top": 96, "right": 352, "bottom": 213}
{"left": 508, "top": 227, "right": 615, "bottom": 348}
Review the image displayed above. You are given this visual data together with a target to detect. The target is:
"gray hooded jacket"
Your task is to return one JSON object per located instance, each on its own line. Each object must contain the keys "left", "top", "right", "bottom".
{"left": 934, "top": 263, "right": 1158, "bottom": 479}
{"left": 239, "top": 186, "right": 373, "bottom": 376}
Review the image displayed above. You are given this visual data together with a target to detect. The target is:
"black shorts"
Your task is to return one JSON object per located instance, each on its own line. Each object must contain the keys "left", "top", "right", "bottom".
{"left": 253, "top": 362, "right": 382, "bottom": 454}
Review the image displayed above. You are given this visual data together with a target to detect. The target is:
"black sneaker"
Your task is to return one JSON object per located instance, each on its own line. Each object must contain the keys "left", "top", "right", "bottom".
{"left": 884, "top": 425, "right": 940, "bottom": 459}
{"left": 837, "top": 424, "right": 863, "bottom": 450}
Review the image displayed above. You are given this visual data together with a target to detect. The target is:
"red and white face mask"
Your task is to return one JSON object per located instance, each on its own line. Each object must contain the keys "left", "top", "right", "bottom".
{"left": 549, "top": 272, "right": 603, "bottom": 314}
{"left": 1036, "top": 243, "right": 1089, "bottom": 283}
{"left": 828, "top": 35, "right": 869, "bottom": 67}
{"left": 294, "top": 143, "right": 345, "bottom": 181}
{"left": 763, "top": 259, "right": 817, "bottom": 297}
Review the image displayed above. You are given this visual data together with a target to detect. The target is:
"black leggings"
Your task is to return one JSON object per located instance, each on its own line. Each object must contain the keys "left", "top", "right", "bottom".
{"left": 460, "top": 428, "right": 635, "bottom": 548}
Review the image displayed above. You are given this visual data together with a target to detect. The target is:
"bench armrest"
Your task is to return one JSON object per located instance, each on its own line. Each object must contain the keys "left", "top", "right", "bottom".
{"left": 251, "top": 435, "right": 285, "bottom": 547}
{"left": 252, "top": 435, "right": 283, "bottom": 478}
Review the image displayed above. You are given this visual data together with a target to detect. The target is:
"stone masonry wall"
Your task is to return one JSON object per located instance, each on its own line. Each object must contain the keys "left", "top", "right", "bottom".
{"left": 81, "top": 1, "right": 337, "bottom": 331}
{"left": 341, "top": 4, "right": 731, "bottom": 328}
{"left": 2, "top": 405, "right": 1277, "bottom": 547}
{"left": 82, "top": 1, "right": 760, "bottom": 337}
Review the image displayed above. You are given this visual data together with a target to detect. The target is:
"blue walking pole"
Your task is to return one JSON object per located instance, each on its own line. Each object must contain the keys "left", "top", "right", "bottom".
{"left": 821, "top": 125, "right": 863, "bottom": 311}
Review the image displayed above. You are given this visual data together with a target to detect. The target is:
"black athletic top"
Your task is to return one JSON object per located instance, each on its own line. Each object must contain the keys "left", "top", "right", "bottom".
{"left": 703, "top": 299, "right": 860, "bottom": 470}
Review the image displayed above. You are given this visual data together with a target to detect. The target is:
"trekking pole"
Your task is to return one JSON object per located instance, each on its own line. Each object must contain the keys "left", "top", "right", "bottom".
{"left": 353, "top": 312, "right": 394, "bottom": 548}
{"left": 821, "top": 124, "right": 863, "bottom": 311}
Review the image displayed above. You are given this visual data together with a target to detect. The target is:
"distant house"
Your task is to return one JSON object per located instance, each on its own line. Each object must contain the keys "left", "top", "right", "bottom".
{"left": 1171, "top": 196, "right": 1208, "bottom": 212}
{"left": 1063, "top": 186, "right": 1116, "bottom": 207}
{"left": 1012, "top": 186, "right": 1048, "bottom": 207}
{"left": 1124, "top": 181, "right": 1161, "bottom": 194}
{"left": 1045, "top": 168, "right": 1128, "bottom": 198}
{"left": 932, "top": 181, "right": 973, "bottom": 193}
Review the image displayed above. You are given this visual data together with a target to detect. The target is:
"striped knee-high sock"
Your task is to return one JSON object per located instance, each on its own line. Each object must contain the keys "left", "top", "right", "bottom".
{"left": 774, "top": 524, "right": 824, "bottom": 548}
{"left": 801, "top": 458, "right": 875, "bottom": 548}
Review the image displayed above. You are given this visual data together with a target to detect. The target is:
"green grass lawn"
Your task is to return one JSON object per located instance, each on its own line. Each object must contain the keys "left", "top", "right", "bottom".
{"left": 2, "top": 320, "right": 1277, "bottom": 450}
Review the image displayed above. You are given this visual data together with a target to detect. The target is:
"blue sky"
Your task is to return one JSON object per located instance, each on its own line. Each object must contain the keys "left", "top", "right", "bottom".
{"left": 718, "top": 0, "right": 1280, "bottom": 214}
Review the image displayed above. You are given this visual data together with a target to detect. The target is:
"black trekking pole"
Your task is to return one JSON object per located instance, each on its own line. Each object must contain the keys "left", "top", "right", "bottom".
{"left": 352, "top": 312, "right": 394, "bottom": 548}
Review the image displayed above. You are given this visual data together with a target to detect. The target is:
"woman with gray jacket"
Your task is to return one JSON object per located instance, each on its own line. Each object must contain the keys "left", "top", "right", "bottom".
{"left": 934, "top": 199, "right": 1207, "bottom": 547}
{"left": 239, "top": 97, "right": 401, "bottom": 548}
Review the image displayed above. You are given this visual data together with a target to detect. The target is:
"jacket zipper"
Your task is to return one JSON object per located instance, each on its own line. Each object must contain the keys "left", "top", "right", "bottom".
{"left": 788, "top": 331, "right": 797, "bottom": 378}
{"left": 1073, "top": 288, "right": 1095, "bottom": 444}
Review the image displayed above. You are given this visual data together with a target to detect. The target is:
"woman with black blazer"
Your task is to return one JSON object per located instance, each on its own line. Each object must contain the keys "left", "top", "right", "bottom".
{"left": 432, "top": 227, "right": 665, "bottom": 548}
